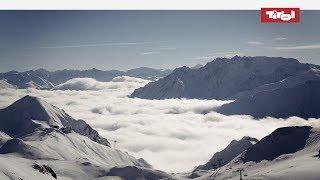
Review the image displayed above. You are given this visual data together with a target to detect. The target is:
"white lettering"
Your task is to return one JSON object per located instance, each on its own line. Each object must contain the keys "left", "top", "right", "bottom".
{"left": 265, "top": 10, "right": 296, "bottom": 21}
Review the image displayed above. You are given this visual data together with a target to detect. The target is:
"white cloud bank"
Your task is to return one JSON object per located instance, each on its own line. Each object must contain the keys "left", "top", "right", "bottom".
{"left": 0, "top": 77, "right": 319, "bottom": 173}
{"left": 53, "top": 76, "right": 149, "bottom": 92}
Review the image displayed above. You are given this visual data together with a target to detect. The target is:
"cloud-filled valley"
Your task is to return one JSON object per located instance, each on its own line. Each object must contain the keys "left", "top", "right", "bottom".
{"left": 0, "top": 76, "right": 319, "bottom": 173}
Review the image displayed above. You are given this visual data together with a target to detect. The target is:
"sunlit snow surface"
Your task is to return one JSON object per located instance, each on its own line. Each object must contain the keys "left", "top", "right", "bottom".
{"left": 0, "top": 76, "right": 319, "bottom": 172}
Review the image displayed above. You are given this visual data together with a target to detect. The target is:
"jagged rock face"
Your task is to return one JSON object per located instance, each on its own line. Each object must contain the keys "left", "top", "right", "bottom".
{"left": 194, "top": 136, "right": 258, "bottom": 171}
{"left": 240, "top": 126, "right": 312, "bottom": 163}
{"left": 68, "top": 119, "right": 110, "bottom": 147}
{"left": 131, "top": 56, "right": 312, "bottom": 100}
{"left": 0, "top": 95, "right": 110, "bottom": 146}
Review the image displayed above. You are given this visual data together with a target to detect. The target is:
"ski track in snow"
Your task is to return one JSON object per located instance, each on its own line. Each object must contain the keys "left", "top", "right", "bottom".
{"left": 0, "top": 76, "right": 319, "bottom": 173}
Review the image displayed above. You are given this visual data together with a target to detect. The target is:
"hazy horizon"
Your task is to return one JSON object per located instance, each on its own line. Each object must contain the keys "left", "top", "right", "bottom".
{"left": 1, "top": 55, "right": 319, "bottom": 74}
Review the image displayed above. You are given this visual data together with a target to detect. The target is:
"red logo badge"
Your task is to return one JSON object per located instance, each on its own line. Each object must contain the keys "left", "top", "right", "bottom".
{"left": 261, "top": 8, "right": 300, "bottom": 23}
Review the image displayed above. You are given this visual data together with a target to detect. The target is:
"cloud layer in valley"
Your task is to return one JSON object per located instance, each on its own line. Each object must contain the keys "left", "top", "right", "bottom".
{"left": 0, "top": 77, "right": 319, "bottom": 173}
{"left": 53, "top": 76, "right": 148, "bottom": 92}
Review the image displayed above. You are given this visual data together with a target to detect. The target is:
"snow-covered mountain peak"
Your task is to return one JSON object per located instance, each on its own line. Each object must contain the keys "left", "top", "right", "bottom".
{"left": 9, "top": 95, "right": 49, "bottom": 112}
{"left": 6, "top": 95, "right": 69, "bottom": 128}
{"left": 242, "top": 136, "right": 259, "bottom": 144}
{"left": 172, "top": 66, "right": 191, "bottom": 73}
{"left": 0, "top": 96, "right": 110, "bottom": 146}
{"left": 229, "top": 136, "right": 259, "bottom": 147}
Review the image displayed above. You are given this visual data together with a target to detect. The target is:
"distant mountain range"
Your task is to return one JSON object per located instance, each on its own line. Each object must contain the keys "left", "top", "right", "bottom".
{"left": 186, "top": 126, "right": 320, "bottom": 179}
{"left": 0, "top": 96, "right": 172, "bottom": 180}
{"left": 131, "top": 56, "right": 320, "bottom": 119}
{"left": 0, "top": 67, "right": 172, "bottom": 89}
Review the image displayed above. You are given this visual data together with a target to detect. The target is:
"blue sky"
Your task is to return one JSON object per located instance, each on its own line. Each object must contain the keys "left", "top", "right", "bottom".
{"left": 0, "top": 10, "right": 320, "bottom": 72}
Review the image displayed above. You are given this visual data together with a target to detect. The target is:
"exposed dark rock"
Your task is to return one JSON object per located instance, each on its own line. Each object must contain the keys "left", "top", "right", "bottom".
{"left": 32, "top": 163, "right": 57, "bottom": 179}
{"left": 241, "top": 126, "right": 312, "bottom": 163}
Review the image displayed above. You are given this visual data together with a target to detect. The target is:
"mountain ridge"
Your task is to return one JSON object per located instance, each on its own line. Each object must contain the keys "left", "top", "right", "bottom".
{"left": 131, "top": 56, "right": 314, "bottom": 100}
{"left": 194, "top": 136, "right": 258, "bottom": 172}
{"left": 0, "top": 67, "right": 172, "bottom": 89}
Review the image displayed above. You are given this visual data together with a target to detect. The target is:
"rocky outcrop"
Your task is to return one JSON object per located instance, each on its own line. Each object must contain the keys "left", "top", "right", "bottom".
{"left": 194, "top": 136, "right": 258, "bottom": 171}
{"left": 32, "top": 163, "right": 57, "bottom": 179}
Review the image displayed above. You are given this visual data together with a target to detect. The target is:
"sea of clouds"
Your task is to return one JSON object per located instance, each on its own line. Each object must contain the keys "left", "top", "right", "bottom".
{"left": 0, "top": 76, "right": 319, "bottom": 173}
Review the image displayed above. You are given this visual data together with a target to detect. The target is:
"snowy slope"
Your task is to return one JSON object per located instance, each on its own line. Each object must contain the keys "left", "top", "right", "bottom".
{"left": 0, "top": 130, "right": 150, "bottom": 168}
{"left": 130, "top": 56, "right": 313, "bottom": 100}
{"left": 231, "top": 68, "right": 320, "bottom": 99}
{"left": 0, "top": 131, "right": 11, "bottom": 147}
{"left": 0, "top": 129, "right": 172, "bottom": 180}
{"left": 0, "top": 95, "right": 110, "bottom": 146}
{"left": 194, "top": 126, "right": 320, "bottom": 180}
{"left": 217, "top": 79, "right": 320, "bottom": 119}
